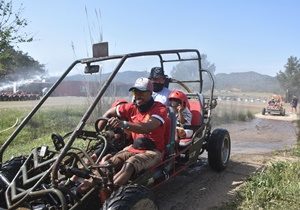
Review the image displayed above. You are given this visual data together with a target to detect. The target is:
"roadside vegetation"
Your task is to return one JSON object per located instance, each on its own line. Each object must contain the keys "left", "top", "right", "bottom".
{"left": 222, "top": 118, "right": 300, "bottom": 210}
{"left": 0, "top": 107, "right": 29, "bottom": 141}
{"left": 212, "top": 101, "right": 257, "bottom": 126}
{"left": 0, "top": 106, "right": 88, "bottom": 161}
{"left": 212, "top": 109, "right": 254, "bottom": 126}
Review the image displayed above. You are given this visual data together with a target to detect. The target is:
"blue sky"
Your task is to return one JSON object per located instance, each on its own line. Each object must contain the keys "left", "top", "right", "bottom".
{"left": 16, "top": 0, "right": 300, "bottom": 76}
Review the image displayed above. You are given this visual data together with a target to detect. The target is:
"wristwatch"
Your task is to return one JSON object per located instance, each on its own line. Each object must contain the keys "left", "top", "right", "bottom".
{"left": 122, "top": 121, "right": 130, "bottom": 129}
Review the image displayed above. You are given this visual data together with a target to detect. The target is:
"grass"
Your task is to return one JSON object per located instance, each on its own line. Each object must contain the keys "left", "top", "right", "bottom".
{"left": 0, "top": 107, "right": 30, "bottom": 143}
{"left": 211, "top": 101, "right": 257, "bottom": 126}
{"left": 0, "top": 95, "right": 128, "bottom": 161}
{"left": 228, "top": 160, "right": 300, "bottom": 210}
{"left": 0, "top": 106, "right": 90, "bottom": 161}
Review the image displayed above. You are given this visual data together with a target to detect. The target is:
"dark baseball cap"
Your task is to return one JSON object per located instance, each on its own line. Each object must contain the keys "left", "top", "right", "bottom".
{"left": 127, "top": 137, "right": 156, "bottom": 153}
{"left": 149, "top": 67, "right": 166, "bottom": 79}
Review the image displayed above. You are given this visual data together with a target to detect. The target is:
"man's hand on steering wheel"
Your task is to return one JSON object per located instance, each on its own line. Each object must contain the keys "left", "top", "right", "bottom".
{"left": 95, "top": 117, "right": 109, "bottom": 133}
{"left": 95, "top": 116, "right": 129, "bottom": 134}
{"left": 107, "top": 117, "right": 123, "bottom": 128}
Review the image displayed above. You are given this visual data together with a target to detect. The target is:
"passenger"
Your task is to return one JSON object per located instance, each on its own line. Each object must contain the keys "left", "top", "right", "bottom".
{"left": 268, "top": 98, "right": 275, "bottom": 106}
{"left": 96, "top": 77, "right": 169, "bottom": 186}
{"left": 148, "top": 67, "right": 171, "bottom": 105}
{"left": 168, "top": 90, "right": 193, "bottom": 139}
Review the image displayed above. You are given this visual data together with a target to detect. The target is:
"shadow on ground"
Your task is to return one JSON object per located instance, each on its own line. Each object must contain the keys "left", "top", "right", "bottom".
{"left": 154, "top": 156, "right": 263, "bottom": 210}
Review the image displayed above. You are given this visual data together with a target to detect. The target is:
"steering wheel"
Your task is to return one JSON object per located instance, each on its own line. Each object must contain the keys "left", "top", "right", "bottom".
{"left": 94, "top": 117, "right": 129, "bottom": 152}
{"left": 51, "top": 133, "right": 65, "bottom": 151}
{"left": 94, "top": 117, "right": 110, "bottom": 133}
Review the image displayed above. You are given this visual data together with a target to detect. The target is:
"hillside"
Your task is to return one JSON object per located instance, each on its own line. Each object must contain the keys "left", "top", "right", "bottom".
{"left": 215, "top": 71, "right": 281, "bottom": 92}
{"left": 47, "top": 71, "right": 281, "bottom": 93}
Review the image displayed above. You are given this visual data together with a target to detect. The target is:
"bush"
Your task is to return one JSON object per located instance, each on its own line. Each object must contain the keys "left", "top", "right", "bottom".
{"left": 212, "top": 107, "right": 255, "bottom": 126}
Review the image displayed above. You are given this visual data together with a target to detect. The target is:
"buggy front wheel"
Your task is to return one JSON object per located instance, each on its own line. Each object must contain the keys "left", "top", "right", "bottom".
{"left": 103, "top": 184, "right": 158, "bottom": 210}
{"left": 207, "top": 129, "right": 231, "bottom": 172}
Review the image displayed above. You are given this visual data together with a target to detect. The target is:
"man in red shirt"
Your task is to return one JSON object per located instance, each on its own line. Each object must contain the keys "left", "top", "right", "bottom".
{"left": 97, "top": 77, "right": 169, "bottom": 186}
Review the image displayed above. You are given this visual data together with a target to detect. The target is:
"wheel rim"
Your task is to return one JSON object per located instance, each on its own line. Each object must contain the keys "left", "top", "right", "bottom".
{"left": 221, "top": 137, "right": 230, "bottom": 164}
{"left": 132, "top": 198, "right": 158, "bottom": 210}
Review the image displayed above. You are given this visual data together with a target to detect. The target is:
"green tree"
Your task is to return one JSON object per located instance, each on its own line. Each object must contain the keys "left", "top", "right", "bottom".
{"left": 277, "top": 56, "right": 300, "bottom": 98}
{"left": 0, "top": 0, "right": 34, "bottom": 78}
{"left": 0, "top": 0, "right": 32, "bottom": 49}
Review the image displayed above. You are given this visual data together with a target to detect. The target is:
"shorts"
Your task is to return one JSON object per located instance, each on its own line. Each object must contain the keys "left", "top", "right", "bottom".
{"left": 108, "top": 145, "right": 162, "bottom": 173}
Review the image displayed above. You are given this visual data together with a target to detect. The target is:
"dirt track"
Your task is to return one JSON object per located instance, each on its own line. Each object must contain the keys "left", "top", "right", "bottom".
{"left": 155, "top": 113, "right": 298, "bottom": 210}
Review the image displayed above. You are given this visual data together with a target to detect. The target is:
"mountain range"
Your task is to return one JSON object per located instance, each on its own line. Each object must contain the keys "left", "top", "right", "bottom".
{"left": 48, "top": 70, "right": 281, "bottom": 93}
{"left": 215, "top": 71, "right": 281, "bottom": 92}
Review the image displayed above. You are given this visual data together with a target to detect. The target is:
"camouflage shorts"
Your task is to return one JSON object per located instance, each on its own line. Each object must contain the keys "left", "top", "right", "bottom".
{"left": 108, "top": 145, "right": 162, "bottom": 173}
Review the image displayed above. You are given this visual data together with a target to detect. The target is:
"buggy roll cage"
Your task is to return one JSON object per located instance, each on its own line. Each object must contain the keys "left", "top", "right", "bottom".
{"left": 0, "top": 48, "right": 215, "bottom": 184}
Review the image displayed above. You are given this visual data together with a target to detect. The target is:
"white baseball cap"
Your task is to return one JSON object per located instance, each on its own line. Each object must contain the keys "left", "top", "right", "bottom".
{"left": 129, "top": 77, "right": 153, "bottom": 92}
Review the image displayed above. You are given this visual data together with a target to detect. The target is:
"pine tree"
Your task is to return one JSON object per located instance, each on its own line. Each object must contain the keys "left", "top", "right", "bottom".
{"left": 277, "top": 56, "right": 300, "bottom": 100}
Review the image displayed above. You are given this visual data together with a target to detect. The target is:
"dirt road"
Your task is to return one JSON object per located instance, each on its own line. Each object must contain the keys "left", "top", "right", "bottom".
{"left": 155, "top": 113, "right": 298, "bottom": 210}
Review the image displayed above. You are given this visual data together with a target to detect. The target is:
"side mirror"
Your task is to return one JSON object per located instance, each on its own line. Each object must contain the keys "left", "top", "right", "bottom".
{"left": 85, "top": 64, "right": 100, "bottom": 74}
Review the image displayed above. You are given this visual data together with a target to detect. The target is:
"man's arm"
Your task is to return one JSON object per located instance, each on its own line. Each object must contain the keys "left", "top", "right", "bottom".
{"left": 126, "top": 117, "right": 162, "bottom": 134}
{"left": 97, "top": 107, "right": 117, "bottom": 131}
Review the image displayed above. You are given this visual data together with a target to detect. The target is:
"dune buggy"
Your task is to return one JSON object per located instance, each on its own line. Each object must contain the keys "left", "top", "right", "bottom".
{"left": 262, "top": 95, "right": 285, "bottom": 116}
{"left": 0, "top": 43, "right": 231, "bottom": 210}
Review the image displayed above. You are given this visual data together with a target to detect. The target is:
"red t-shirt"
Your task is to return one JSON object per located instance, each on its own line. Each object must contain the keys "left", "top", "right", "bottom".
{"left": 117, "top": 101, "right": 169, "bottom": 152}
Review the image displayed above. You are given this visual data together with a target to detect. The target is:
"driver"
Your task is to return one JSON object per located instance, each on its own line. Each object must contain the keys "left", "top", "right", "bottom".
{"left": 97, "top": 77, "right": 169, "bottom": 186}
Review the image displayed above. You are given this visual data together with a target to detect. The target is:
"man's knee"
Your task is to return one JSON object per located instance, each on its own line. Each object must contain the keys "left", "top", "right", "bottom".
{"left": 101, "top": 154, "right": 113, "bottom": 164}
{"left": 120, "top": 162, "right": 135, "bottom": 174}
{"left": 113, "top": 162, "right": 135, "bottom": 186}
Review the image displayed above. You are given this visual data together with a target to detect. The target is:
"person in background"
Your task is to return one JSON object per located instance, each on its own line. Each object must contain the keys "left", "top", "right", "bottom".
{"left": 290, "top": 95, "right": 298, "bottom": 113}
{"left": 168, "top": 90, "right": 193, "bottom": 139}
{"left": 268, "top": 97, "right": 276, "bottom": 106}
{"left": 148, "top": 67, "right": 171, "bottom": 105}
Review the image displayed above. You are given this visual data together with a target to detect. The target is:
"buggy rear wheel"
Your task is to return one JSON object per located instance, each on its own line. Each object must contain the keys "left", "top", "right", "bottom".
{"left": 0, "top": 156, "right": 27, "bottom": 208}
{"left": 207, "top": 129, "right": 231, "bottom": 172}
{"left": 262, "top": 108, "right": 266, "bottom": 115}
{"left": 103, "top": 184, "right": 158, "bottom": 210}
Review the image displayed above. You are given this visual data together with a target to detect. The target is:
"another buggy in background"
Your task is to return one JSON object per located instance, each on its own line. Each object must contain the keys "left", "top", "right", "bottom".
{"left": 262, "top": 95, "right": 285, "bottom": 116}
